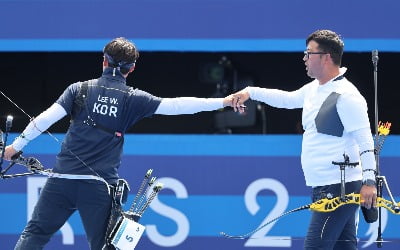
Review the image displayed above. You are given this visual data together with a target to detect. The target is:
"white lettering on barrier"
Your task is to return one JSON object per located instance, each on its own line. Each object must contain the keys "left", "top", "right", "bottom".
{"left": 27, "top": 177, "right": 74, "bottom": 245}
{"left": 146, "top": 177, "right": 189, "bottom": 247}
{"left": 24, "top": 176, "right": 384, "bottom": 248}
{"left": 244, "top": 178, "right": 291, "bottom": 247}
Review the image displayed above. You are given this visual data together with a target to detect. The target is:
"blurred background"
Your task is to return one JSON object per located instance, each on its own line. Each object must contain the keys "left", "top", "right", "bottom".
{"left": 1, "top": 0, "right": 399, "bottom": 135}
{"left": 1, "top": 51, "right": 399, "bottom": 135}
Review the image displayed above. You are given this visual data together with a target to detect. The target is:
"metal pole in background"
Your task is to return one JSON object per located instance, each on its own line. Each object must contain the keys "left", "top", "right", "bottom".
{"left": 372, "top": 49, "right": 384, "bottom": 248}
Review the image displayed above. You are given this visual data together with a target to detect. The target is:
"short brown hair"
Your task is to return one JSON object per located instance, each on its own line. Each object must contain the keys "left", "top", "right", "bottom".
{"left": 306, "top": 30, "right": 344, "bottom": 66}
{"left": 103, "top": 37, "right": 139, "bottom": 73}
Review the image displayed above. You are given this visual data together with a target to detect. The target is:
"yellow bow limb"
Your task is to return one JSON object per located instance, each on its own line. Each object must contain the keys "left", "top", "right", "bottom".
{"left": 309, "top": 193, "right": 400, "bottom": 214}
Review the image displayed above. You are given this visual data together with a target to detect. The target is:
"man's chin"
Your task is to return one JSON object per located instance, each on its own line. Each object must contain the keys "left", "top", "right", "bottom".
{"left": 306, "top": 71, "right": 314, "bottom": 79}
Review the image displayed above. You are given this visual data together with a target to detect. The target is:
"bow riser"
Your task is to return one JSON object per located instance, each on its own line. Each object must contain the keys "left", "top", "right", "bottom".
{"left": 309, "top": 193, "right": 400, "bottom": 215}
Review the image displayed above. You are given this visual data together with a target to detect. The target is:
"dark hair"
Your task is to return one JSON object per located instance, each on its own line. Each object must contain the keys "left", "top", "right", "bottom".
{"left": 306, "top": 30, "right": 344, "bottom": 66}
{"left": 103, "top": 37, "right": 139, "bottom": 74}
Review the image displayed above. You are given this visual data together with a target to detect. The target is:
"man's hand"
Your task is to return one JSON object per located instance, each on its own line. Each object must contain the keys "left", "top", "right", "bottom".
{"left": 230, "top": 88, "right": 250, "bottom": 113}
{"left": 223, "top": 94, "right": 235, "bottom": 108}
{"left": 360, "top": 184, "right": 377, "bottom": 209}
{"left": 4, "top": 145, "right": 17, "bottom": 161}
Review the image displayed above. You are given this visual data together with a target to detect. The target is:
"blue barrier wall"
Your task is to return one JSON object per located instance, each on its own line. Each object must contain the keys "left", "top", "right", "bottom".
{"left": 1, "top": 0, "right": 400, "bottom": 51}
{"left": 0, "top": 134, "right": 399, "bottom": 249}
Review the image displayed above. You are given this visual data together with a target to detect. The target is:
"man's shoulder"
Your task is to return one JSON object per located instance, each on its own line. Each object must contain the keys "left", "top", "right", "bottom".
{"left": 67, "top": 80, "right": 91, "bottom": 92}
{"left": 127, "top": 87, "right": 154, "bottom": 97}
{"left": 334, "top": 79, "right": 361, "bottom": 95}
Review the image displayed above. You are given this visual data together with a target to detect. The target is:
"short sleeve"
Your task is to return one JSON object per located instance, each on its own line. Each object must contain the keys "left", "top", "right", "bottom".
{"left": 128, "top": 88, "right": 162, "bottom": 119}
{"left": 55, "top": 82, "right": 81, "bottom": 114}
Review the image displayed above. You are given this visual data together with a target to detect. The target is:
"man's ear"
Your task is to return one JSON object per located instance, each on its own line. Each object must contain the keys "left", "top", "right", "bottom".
{"left": 103, "top": 57, "right": 109, "bottom": 67}
{"left": 326, "top": 53, "right": 334, "bottom": 64}
{"left": 128, "top": 64, "right": 136, "bottom": 73}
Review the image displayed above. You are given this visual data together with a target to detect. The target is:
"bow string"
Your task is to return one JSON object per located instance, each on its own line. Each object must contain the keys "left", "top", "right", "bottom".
{"left": 1, "top": 153, "right": 110, "bottom": 193}
{"left": 0, "top": 90, "right": 110, "bottom": 193}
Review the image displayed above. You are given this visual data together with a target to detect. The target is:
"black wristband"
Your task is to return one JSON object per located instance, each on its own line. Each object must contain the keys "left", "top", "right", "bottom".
{"left": 362, "top": 179, "right": 376, "bottom": 186}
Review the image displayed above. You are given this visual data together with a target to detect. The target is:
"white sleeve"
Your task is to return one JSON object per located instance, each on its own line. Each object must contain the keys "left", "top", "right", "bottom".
{"left": 12, "top": 103, "right": 67, "bottom": 151}
{"left": 246, "top": 86, "right": 305, "bottom": 109}
{"left": 337, "top": 92, "right": 370, "bottom": 132}
{"left": 155, "top": 97, "right": 224, "bottom": 115}
{"left": 350, "top": 127, "right": 377, "bottom": 181}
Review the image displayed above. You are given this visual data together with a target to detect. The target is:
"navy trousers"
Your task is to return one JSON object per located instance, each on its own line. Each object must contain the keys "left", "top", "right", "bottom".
{"left": 14, "top": 178, "right": 111, "bottom": 250}
{"left": 304, "top": 180, "right": 362, "bottom": 250}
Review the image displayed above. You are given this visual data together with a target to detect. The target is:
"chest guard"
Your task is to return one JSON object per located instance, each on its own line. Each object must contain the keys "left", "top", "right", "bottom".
{"left": 314, "top": 92, "right": 344, "bottom": 137}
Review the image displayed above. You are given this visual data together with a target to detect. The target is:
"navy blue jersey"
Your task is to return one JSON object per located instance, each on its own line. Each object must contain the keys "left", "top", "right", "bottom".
{"left": 54, "top": 68, "right": 162, "bottom": 183}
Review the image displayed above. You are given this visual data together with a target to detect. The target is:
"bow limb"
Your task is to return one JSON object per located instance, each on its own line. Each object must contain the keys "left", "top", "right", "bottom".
{"left": 222, "top": 193, "right": 366, "bottom": 239}
{"left": 0, "top": 152, "right": 44, "bottom": 179}
{"left": 309, "top": 193, "right": 400, "bottom": 215}
{"left": 221, "top": 192, "right": 400, "bottom": 240}
{"left": 12, "top": 153, "right": 44, "bottom": 172}
{"left": 377, "top": 197, "right": 400, "bottom": 214}
{"left": 5, "top": 153, "right": 111, "bottom": 194}
{"left": 220, "top": 204, "right": 311, "bottom": 239}
{"left": 309, "top": 193, "right": 361, "bottom": 212}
